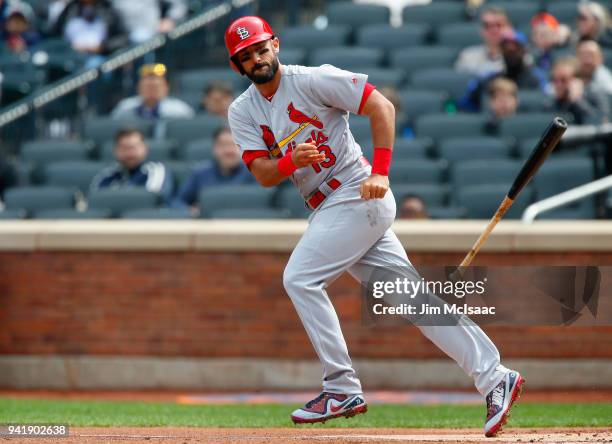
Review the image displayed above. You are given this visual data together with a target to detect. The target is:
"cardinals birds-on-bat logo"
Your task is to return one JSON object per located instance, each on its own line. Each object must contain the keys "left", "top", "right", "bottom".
{"left": 260, "top": 125, "right": 282, "bottom": 157}
{"left": 287, "top": 102, "right": 323, "bottom": 129}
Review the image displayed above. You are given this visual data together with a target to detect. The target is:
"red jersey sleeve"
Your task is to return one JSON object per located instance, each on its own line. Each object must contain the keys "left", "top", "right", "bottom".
{"left": 242, "top": 150, "right": 270, "bottom": 169}
{"left": 358, "top": 82, "right": 377, "bottom": 115}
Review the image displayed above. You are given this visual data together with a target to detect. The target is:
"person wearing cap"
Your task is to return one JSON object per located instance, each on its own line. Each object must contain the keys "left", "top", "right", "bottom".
{"left": 111, "top": 63, "right": 195, "bottom": 120}
{"left": 574, "top": 1, "right": 612, "bottom": 48}
{"left": 530, "top": 12, "right": 570, "bottom": 74}
{"left": 1, "top": 4, "right": 39, "bottom": 53}
{"left": 459, "top": 30, "right": 548, "bottom": 112}
{"left": 455, "top": 7, "right": 513, "bottom": 76}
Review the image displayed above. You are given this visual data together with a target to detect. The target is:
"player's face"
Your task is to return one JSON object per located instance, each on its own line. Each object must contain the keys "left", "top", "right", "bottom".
{"left": 236, "top": 39, "right": 280, "bottom": 84}
{"left": 115, "top": 133, "right": 148, "bottom": 170}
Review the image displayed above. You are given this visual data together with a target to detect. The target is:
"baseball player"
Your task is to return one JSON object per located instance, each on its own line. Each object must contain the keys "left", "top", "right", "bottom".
{"left": 225, "top": 16, "right": 524, "bottom": 437}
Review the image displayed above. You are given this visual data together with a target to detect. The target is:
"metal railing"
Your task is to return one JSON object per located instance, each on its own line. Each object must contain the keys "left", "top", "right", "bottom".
{"left": 521, "top": 175, "right": 612, "bottom": 223}
{"left": 0, "top": 0, "right": 252, "bottom": 129}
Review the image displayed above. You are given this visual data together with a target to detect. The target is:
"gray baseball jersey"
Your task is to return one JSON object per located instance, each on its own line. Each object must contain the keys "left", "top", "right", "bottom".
{"left": 228, "top": 64, "right": 368, "bottom": 199}
{"left": 227, "top": 62, "right": 510, "bottom": 399}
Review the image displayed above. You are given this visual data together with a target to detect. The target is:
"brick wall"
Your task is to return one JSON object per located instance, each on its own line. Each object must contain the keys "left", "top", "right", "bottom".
{"left": 1, "top": 251, "right": 611, "bottom": 359}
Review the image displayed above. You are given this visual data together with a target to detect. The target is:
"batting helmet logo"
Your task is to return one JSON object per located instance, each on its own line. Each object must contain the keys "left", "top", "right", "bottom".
{"left": 236, "top": 26, "right": 250, "bottom": 40}
{"left": 225, "top": 16, "right": 275, "bottom": 74}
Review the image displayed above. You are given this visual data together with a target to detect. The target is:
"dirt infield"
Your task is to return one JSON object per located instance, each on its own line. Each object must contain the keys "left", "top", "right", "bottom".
{"left": 4, "top": 427, "right": 609, "bottom": 443}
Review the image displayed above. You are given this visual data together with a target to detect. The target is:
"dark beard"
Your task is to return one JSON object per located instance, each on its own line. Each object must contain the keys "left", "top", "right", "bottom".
{"left": 246, "top": 57, "right": 279, "bottom": 84}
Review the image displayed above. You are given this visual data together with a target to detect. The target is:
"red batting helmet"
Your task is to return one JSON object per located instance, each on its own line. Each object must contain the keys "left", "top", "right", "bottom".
{"left": 225, "top": 16, "right": 275, "bottom": 74}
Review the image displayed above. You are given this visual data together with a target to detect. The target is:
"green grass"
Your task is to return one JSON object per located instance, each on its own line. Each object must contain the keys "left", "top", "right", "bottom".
{"left": 1, "top": 398, "right": 611, "bottom": 428}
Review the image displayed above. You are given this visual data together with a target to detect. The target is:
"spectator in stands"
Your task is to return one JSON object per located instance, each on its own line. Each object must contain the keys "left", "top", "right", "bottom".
{"left": 459, "top": 30, "right": 548, "bottom": 112}
{"left": 1, "top": 5, "right": 40, "bottom": 53}
{"left": 174, "top": 127, "right": 253, "bottom": 213}
{"left": 90, "top": 128, "right": 173, "bottom": 204}
{"left": 576, "top": 39, "right": 612, "bottom": 96}
{"left": 530, "top": 12, "right": 570, "bottom": 75}
{"left": 51, "top": 0, "right": 128, "bottom": 63}
{"left": 0, "top": 0, "right": 32, "bottom": 30}
{"left": 46, "top": 0, "right": 70, "bottom": 28}
{"left": 111, "top": 0, "right": 187, "bottom": 44}
{"left": 547, "top": 57, "right": 609, "bottom": 125}
{"left": 484, "top": 77, "right": 518, "bottom": 134}
{"left": 399, "top": 194, "right": 429, "bottom": 220}
{"left": 455, "top": 7, "right": 512, "bottom": 76}
{"left": 200, "top": 82, "right": 233, "bottom": 118}
{"left": 574, "top": 1, "right": 612, "bottom": 48}
{"left": 111, "top": 63, "right": 194, "bottom": 120}
{"left": 0, "top": 154, "right": 17, "bottom": 198}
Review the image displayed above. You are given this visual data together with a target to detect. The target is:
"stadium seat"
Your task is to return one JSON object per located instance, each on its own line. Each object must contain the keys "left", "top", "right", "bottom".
{"left": 414, "top": 113, "right": 487, "bottom": 142}
{"left": 164, "top": 116, "right": 226, "bottom": 145}
{"left": 411, "top": 69, "right": 472, "bottom": 102}
{"left": 451, "top": 159, "right": 522, "bottom": 189}
{"left": 165, "top": 161, "right": 196, "bottom": 191}
{"left": 392, "top": 183, "right": 448, "bottom": 207}
{"left": 210, "top": 208, "right": 291, "bottom": 219}
{"left": 361, "top": 68, "right": 405, "bottom": 89}
{"left": 391, "top": 47, "right": 458, "bottom": 78}
{"left": 327, "top": 2, "right": 391, "bottom": 27}
{"left": 436, "top": 22, "right": 481, "bottom": 48}
{"left": 518, "top": 90, "right": 548, "bottom": 112}
{"left": 99, "top": 139, "right": 176, "bottom": 162}
{"left": 499, "top": 113, "right": 566, "bottom": 143}
{"left": 176, "top": 68, "right": 246, "bottom": 94}
{"left": 518, "top": 137, "right": 593, "bottom": 159}
{"left": 280, "top": 48, "right": 307, "bottom": 66}
{"left": 120, "top": 208, "right": 193, "bottom": 219}
{"left": 358, "top": 24, "right": 430, "bottom": 50}
{"left": 33, "top": 209, "right": 112, "bottom": 219}
{"left": 428, "top": 206, "right": 466, "bottom": 219}
{"left": 393, "top": 138, "right": 434, "bottom": 160}
{"left": 546, "top": 2, "right": 578, "bottom": 24}
{"left": 14, "top": 161, "right": 33, "bottom": 185}
{"left": 198, "top": 185, "right": 275, "bottom": 218}
{"left": 482, "top": 2, "right": 539, "bottom": 27}
{"left": 4, "top": 186, "right": 75, "bottom": 213}
{"left": 402, "top": 2, "right": 466, "bottom": 27}
{"left": 88, "top": 187, "right": 159, "bottom": 217}
{"left": 280, "top": 25, "right": 350, "bottom": 50}
{"left": 532, "top": 157, "right": 596, "bottom": 218}
{"left": 398, "top": 89, "right": 447, "bottom": 123}
{"left": 44, "top": 161, "right": 107, "bottom": 193}
{"left": 310, "top": 47, "right": 384, "bottom": 70}
{"left": 456, "top": 184, "right": 533, "bottom": 219}
{"left": 181, "top": 139, "right": 214, "bottom": 162}
{"left": 278, "top": 186, "right": 311, "bottom": 218}
{"left": 21, "top": 140, "right": 91, "bottom": 164}
{"left": 83, "top": 117, "right": 153, "bottom": 145}
{"left": 438, "top": 136, "right": 511, "bottom": 163}
{"left": 350, "top": 116, "right": 373, "bottom": 142}
{"left": 0, "top": 209, "right": 26, "bottom": 219}
{"left": 390, "top": 159, "right": 447, "bottom": 184}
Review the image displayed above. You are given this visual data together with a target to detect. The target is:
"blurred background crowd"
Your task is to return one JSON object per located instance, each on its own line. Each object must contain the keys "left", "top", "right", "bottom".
{"left": 0, "top": 0, "right": 610, "bottom": 220}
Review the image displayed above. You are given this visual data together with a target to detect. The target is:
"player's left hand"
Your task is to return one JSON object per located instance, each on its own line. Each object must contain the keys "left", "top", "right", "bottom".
{"left": 360, "top": 174, "right": 389, "bottom": 200}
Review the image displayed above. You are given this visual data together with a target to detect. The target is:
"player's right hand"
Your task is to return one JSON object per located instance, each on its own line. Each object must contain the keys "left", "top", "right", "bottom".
{"left": 291, "top": 142, "right": 326, "bottom": 168}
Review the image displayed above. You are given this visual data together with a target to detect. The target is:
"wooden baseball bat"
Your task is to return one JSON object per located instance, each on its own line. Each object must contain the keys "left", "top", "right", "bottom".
{"left": 457, "top": 117, "right": 568, "bottom": 269}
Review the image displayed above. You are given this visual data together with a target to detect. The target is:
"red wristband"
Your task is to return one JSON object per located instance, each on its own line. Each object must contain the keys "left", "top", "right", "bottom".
{"left": 277, "top": 153, "right": 297, "bottom": 176}
{"left": 371, "top": 147, "right": 393, "bottom": 176}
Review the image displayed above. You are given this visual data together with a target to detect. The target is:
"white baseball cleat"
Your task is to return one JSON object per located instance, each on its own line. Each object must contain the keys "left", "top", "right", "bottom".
{"left": 484, "top": 370, "right": 525, "bottom": 437}
{"left": 291, "top": 392, "right": 367, "bottom": 424}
